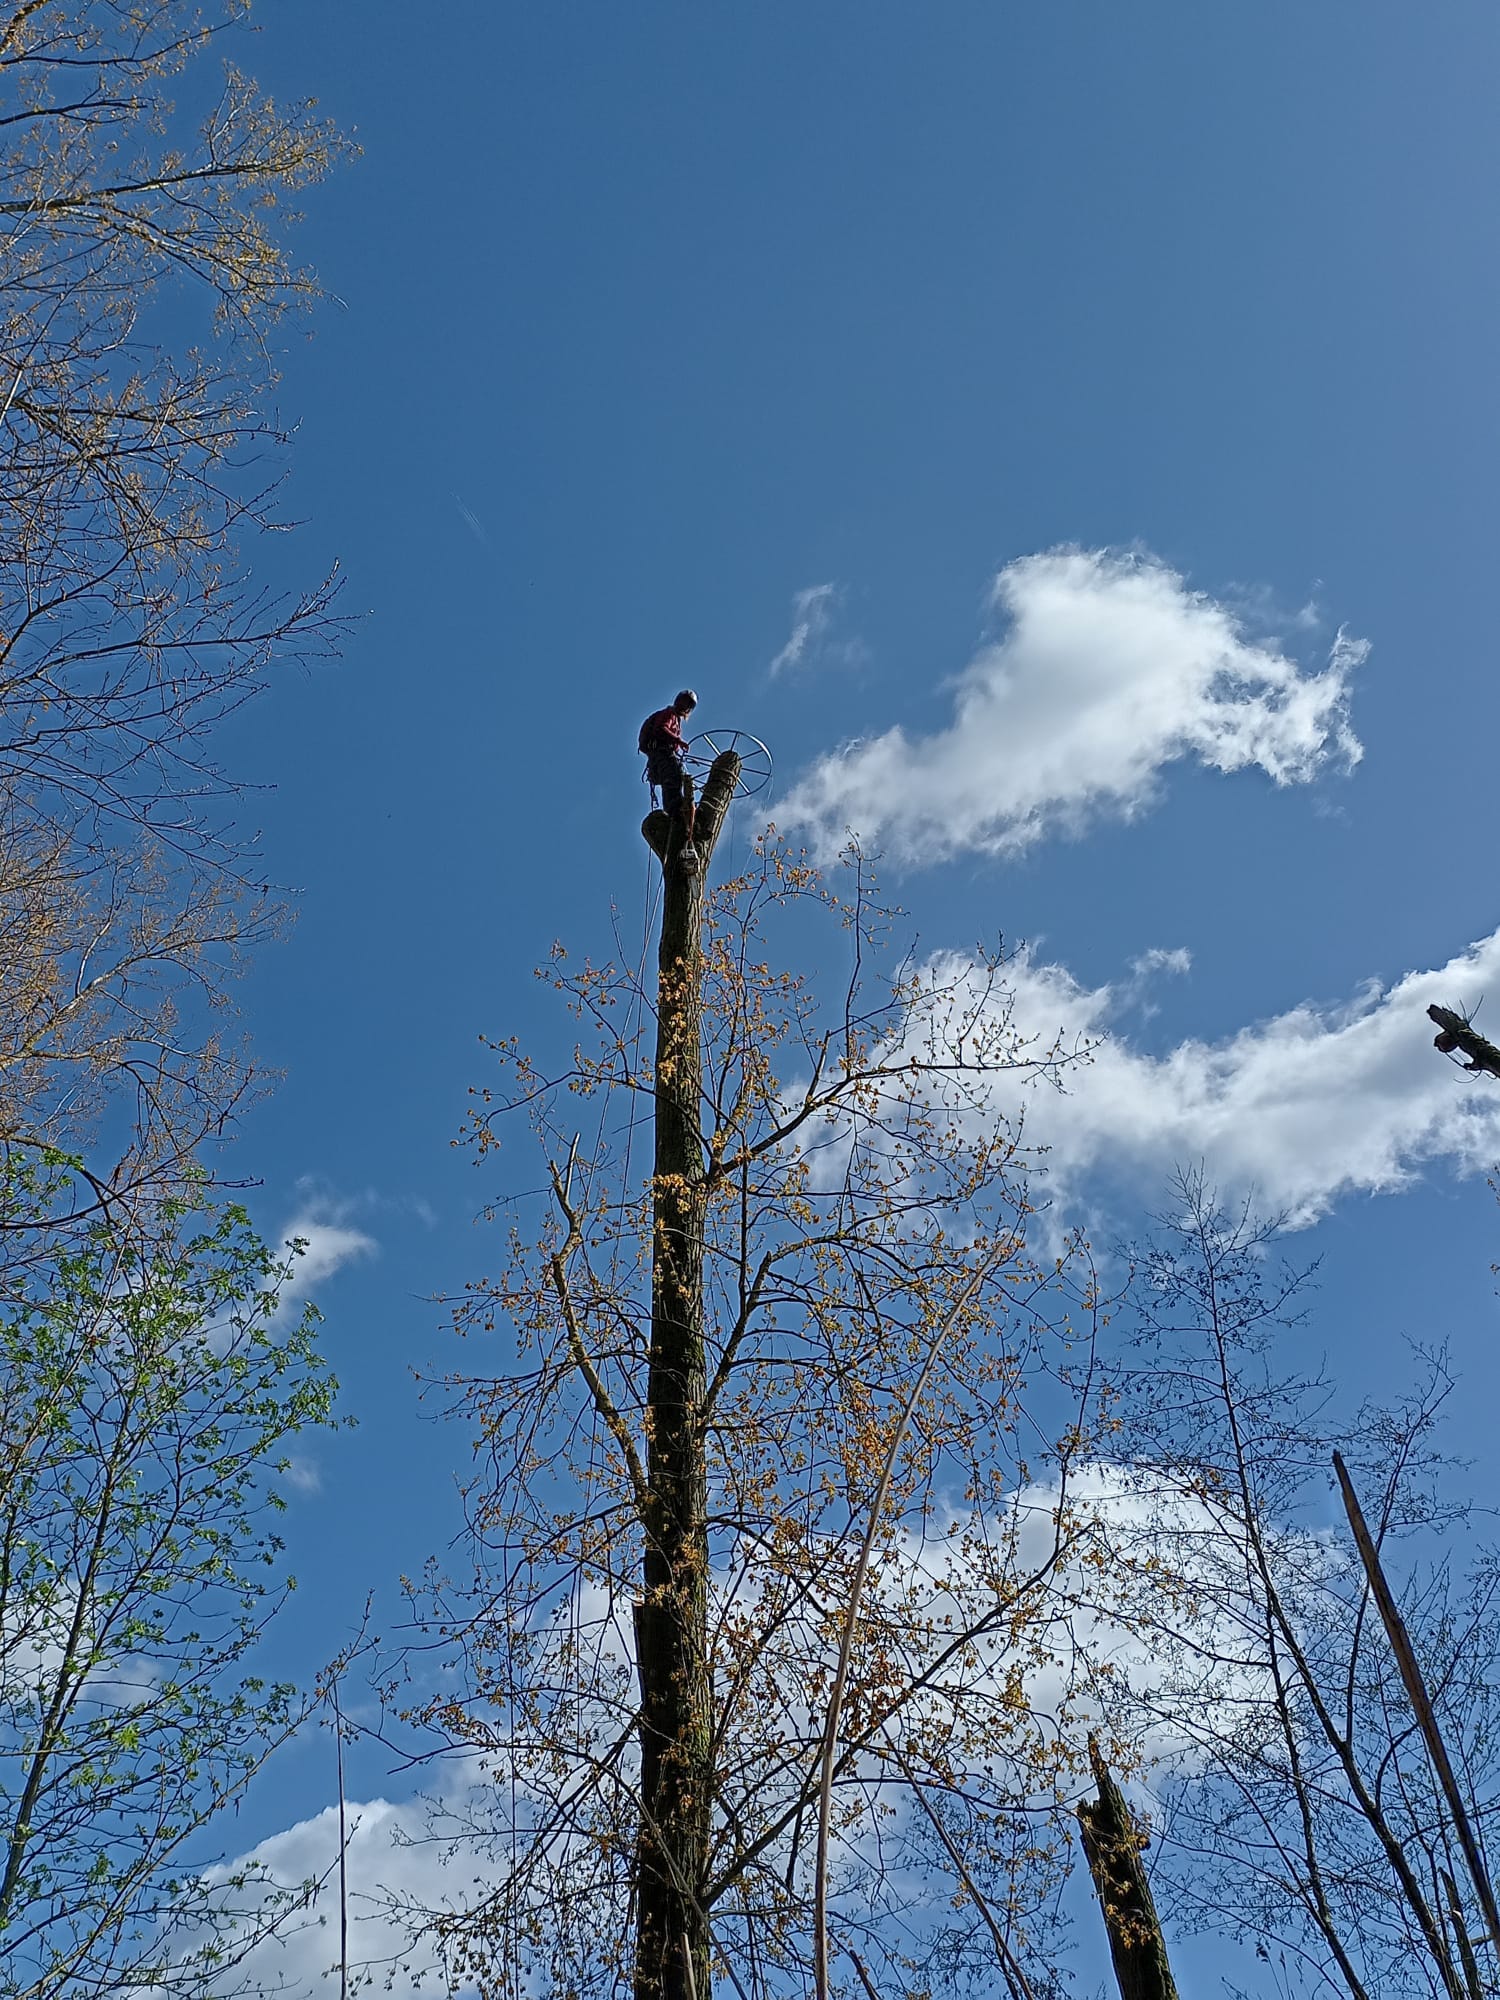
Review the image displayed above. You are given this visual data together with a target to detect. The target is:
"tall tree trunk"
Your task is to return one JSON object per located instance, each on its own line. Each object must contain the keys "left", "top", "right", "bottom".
{"left": 635, "top": 754, "right": 739, "bottom": 2000}
{"left": 1077, "top": 1739, "right": 1181, "bottom": 2000}
{"left": 1334, "top": 1450, "right": 1500, "bottom": 1970}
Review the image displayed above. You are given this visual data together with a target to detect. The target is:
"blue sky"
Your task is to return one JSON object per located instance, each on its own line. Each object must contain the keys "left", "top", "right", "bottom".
{"left": 206, "top": 2, "right": 1500, "bottom": 1986}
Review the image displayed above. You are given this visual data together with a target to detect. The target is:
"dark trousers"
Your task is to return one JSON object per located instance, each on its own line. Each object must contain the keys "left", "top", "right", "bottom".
{"left": 647, "top": 751, "right": 686, "bottom": 817}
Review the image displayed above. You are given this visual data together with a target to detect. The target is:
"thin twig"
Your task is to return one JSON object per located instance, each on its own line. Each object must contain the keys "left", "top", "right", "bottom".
{"left": 332, "top": 1674, "right": 350, "bottom": 2000}
{"left": 812, "top": 1244, "right": 1004, "bottom": 2000}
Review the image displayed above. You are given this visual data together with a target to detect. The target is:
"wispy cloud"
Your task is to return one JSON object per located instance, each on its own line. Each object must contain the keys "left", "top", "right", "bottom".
{"left": 884, "top": 927, "right": 1500, "bottom": 1226}
{"left": 1119, "top": 944, "right": 1194, "bottom": 1022}
{"left": 275, "top": 1216, "right": 376, "bottom": 1317}
{"left": 453, "top": 493, "right": 487, "bottom": 548}
{"left": 768, "top": 581, "right": 863, "bottom": 679}
{"left": 1129, "top": 946, "right": 1193, "bottom": 981}
{"left": 780, "top": 547, "right": 1364, "bottom": 864}
{"left": 269, "top": 1184, "right": 379, "bottom": 1325}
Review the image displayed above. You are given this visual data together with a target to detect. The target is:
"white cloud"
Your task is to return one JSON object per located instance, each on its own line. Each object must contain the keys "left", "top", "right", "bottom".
{"left": 1129, "top": 946, "right": 1192, "bottom": 981}
{"left": 1120, "top": 945, "right": 1193, "bottom": 1022}
{"left": 274, "top": 1214, "right": 376, "bottom": 1318}
{"left": 197, "top": 1455, "right": 1317, "bottom": 1994}
{"left": 281, "top": 1218, "right": 377, "bottom": 1292}
{"left": 901, "top": 927, "right": 1500, "bottom": 1226}
{"left": 768, "top": 581, "right": 857, "bottom": 679}
{"left": 191, "top": 1792, "right": 466, "bottom": 1997}
{"left": 1004, "top": 1463, "right": 1289, "bottom": 1766}
{"left": 780, "top": 547, "right": 1364, "bottom": 863}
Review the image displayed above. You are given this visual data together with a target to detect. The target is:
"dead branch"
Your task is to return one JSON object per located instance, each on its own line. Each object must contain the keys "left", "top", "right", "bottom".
{"left": 1428, "top": 1005, "right": 1500, "bottom": 1080}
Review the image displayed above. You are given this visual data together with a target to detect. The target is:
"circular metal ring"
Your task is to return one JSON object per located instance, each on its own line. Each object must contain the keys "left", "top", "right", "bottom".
{"left": 681, "top": 729, "right": 773, "bottom": 798}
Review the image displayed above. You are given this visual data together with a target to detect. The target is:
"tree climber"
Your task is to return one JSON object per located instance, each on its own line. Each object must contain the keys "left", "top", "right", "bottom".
{"left": 638, "top": 689, "right": 698, "bottom": 821}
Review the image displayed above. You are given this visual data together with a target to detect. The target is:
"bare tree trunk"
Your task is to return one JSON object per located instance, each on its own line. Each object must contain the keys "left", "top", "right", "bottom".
{"left": 1334, "top": 1451, "right": 1500, "bottom": 1968}
{"left": 1077, "top": 1739, "right": 1181, "bottom": 2000}
{"left": 634, "top": 755, "right": 739, "bottom": 2000}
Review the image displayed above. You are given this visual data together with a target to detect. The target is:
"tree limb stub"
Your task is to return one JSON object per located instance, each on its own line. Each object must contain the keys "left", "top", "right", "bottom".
{"left": 641, "top": 752, "right": 743, "bottom": 875}
{"left": 1428, "top": 1005, "right": 1500, "bottom": 1080}
{"left": 1077, "top": 1739, "right": 1181, "bottom": 2000}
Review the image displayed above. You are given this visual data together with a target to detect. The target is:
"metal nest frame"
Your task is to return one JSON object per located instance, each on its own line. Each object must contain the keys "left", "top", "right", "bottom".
{"left": 682, "top": 729, "right": 773, "bottom": 799}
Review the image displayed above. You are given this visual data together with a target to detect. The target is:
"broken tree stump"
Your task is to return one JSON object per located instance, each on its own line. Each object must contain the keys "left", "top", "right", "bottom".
{"left": 1428, "top": 1005, "right": 1500, "bottom": 1080}
{"left": 1077, "top": 1739, "right": 1181, "bottom": 2000}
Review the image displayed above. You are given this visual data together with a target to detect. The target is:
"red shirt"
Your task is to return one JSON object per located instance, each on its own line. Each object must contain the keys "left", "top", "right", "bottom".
{"left": 641, "top": 706, "right": 686, "bottom": 756}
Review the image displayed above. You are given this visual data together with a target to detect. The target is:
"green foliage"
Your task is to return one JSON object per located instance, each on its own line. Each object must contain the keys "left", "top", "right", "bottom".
{"left": 0, "top": 6, "right": 353, "bottom": 1985}
{"left": 0, "top": 1154, "right": 341, "bottom": 1999}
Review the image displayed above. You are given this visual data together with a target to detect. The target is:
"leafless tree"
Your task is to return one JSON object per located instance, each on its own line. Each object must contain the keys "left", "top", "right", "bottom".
{"left": 0, "top": 7, "right": 356, "bottom": 1985}
{"left": 0, "top": 0, "right": 350, "bottom": 1213}
{"left": 397, "top": 820, "right": 1131, "bottom": 2000}
{"left": 1101, "top": 1172, "right": 1500, "bottom": 2000}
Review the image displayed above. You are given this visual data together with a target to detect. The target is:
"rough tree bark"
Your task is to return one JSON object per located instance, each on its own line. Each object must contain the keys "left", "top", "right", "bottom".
{"left": 1077, "top": 1738, "right": 1181, "bottom": 2000}
{"left": 635, "top": 751, "right": 741, "bottom": 2000}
